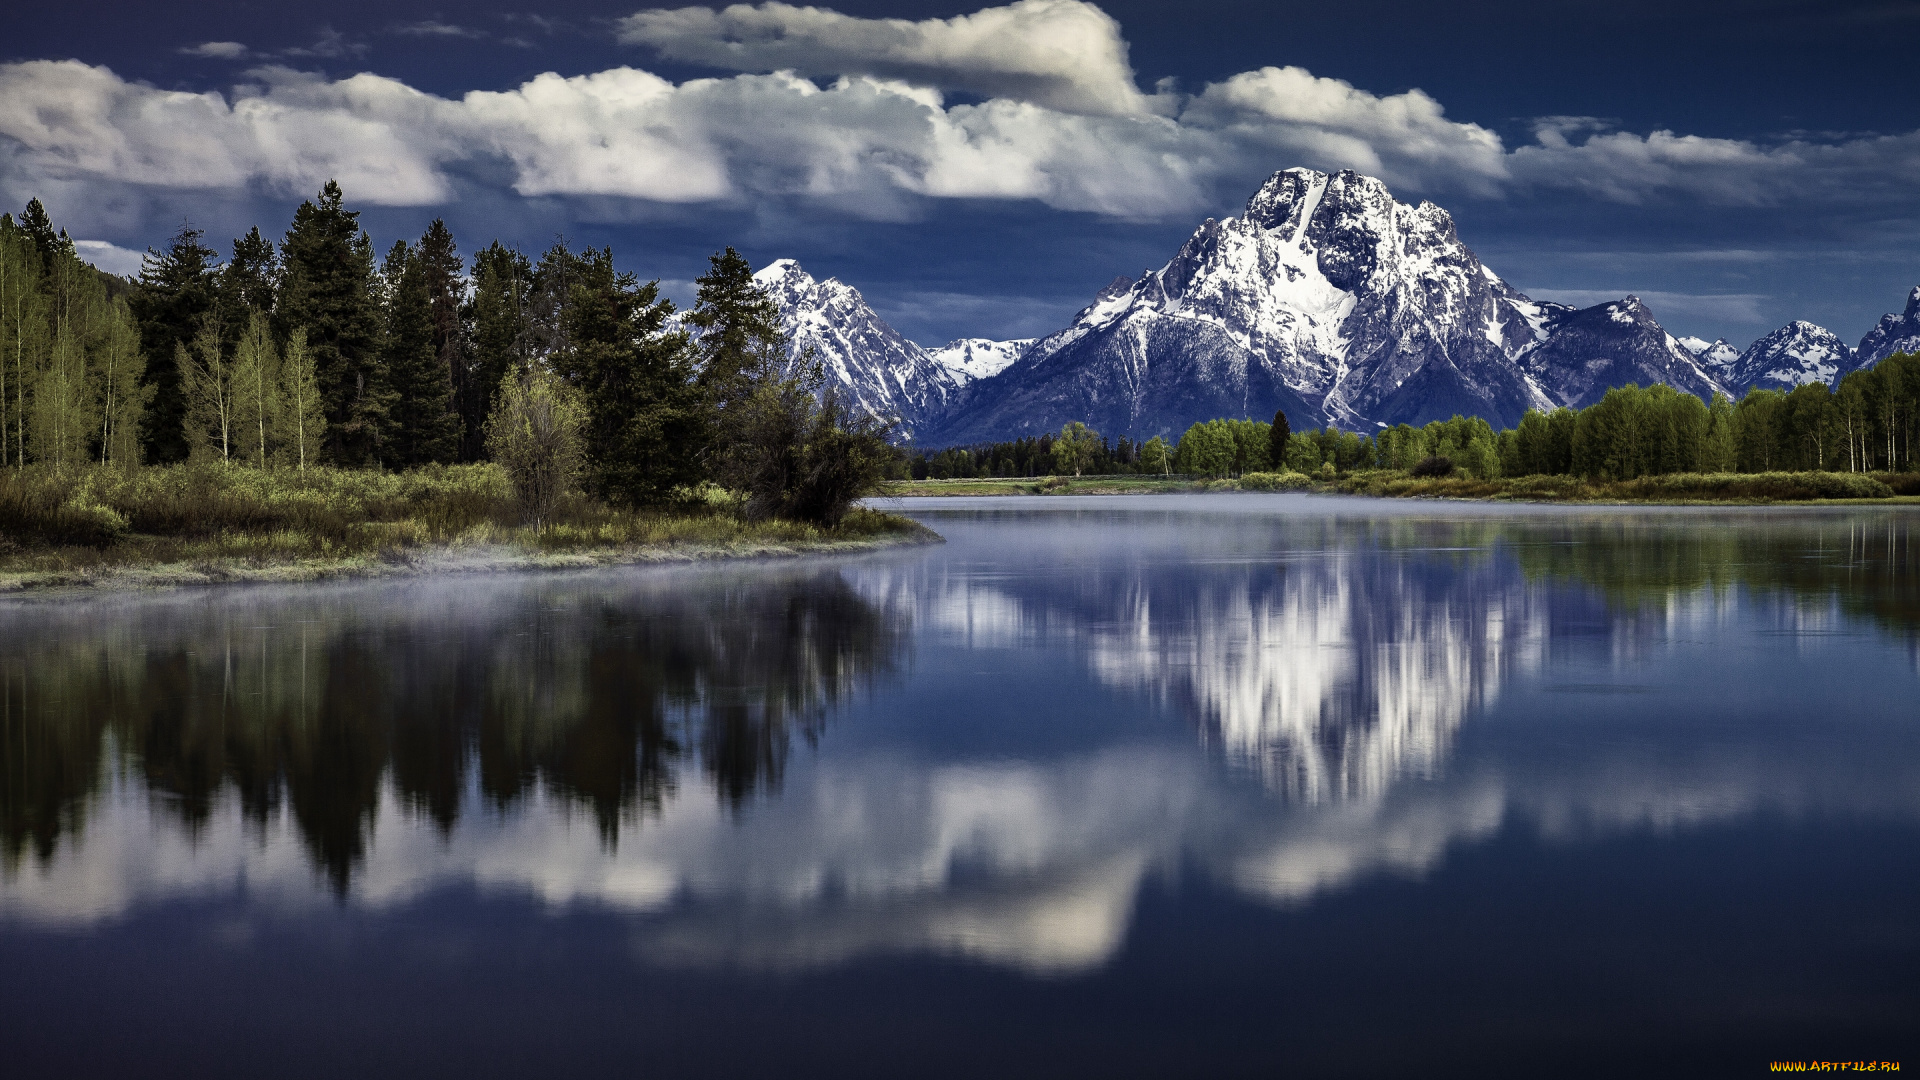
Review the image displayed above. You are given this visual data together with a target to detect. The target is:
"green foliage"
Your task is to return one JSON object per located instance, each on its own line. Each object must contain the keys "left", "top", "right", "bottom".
{"left": 1139, "top": 434, "right": 1170, "bottom": 474}
{"left": 548, "top": 245, "right": 705, "bottom": 507}
{"left": 277, "top": 181, "right": 387, "bottom": 466}
{"left": 486, "top": 364, "right": 586, "bottom": 528}
{"left": 95, "top": 297, "right": 149, "bottom": 468}
{"left": 129, "top": 222, "right": 218, "bottom": 464}
{"left": 379, "top": 239, "right": 460, "bottom": 467}
{"left": 1175, "top": 419, "right": 1236, "bottom": 476}
{"left": 229, "top": 311, "right": 279, "bottom": 469}
{"left": 1051, "top": 421, "right": 1101, "bottom": 476}
{"left": 277, "top": 329, "right": 325, "bottom": 471}
{"left": 464, "top": 241, "right": 533, "bottom": 462}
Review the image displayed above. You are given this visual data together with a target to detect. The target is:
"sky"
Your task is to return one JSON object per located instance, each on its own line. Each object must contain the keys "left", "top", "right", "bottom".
{"left": 5, "top": 0, "right": 1920, "bottom": 349}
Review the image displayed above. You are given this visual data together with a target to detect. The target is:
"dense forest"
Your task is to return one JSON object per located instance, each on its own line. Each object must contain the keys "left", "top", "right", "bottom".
{"left": 0, "top": 184, "right": 889, "bottom": 527}
{"left": 913, "top": 367, "right": 1920, "bottom": 482}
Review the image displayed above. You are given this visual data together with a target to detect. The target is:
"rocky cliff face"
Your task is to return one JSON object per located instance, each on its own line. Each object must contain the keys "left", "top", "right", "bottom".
{"left": 1857, "top": 286, "right": 1920, "bottom": 370}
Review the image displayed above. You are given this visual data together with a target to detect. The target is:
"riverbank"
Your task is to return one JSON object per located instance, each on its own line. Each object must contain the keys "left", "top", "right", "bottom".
{"left": 883, "top": 469, "right": 1920, "bottom": 503}
{"left": 0, "top": 464, "right": 939, "bottom": 595}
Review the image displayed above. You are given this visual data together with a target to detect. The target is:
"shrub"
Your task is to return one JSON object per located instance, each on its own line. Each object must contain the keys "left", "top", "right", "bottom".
{"left": 1409, "top": 455, "right": 1454, "bottom": 478}
{"left": 1237, "top": 471, "right": 1314, "bottom": 491}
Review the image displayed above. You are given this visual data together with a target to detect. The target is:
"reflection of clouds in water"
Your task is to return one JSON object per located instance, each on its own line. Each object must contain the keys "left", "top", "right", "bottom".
{"left": 11, "top": 732, "right": 1917, "bottom": 974}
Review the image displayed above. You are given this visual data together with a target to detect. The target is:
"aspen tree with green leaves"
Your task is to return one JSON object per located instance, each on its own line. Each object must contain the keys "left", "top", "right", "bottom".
{"left": 276, "top": 328, "right": 325, "bottom": 470}
{"left": 179, "top": 323, "right": 237, "bottom": 461}
{"left": 231, "top": 310, "right": 281, "bottom": 469}
{"left": 95, "top": 297, "right": 150, "bottom": 468}
{"left": 30, "top": 319, "right": 94, "bottom": 469}
{"left": 0, "top": 226, "right": 47, "bottom": 468}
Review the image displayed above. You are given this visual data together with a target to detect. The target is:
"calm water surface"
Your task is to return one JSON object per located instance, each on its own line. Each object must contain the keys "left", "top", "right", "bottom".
{"left": 2, "top": 494, "right": 1916, "bottom": 1076}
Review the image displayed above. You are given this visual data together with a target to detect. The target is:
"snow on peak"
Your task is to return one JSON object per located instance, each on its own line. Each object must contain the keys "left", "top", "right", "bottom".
{"left": 927, "top": 338, "right": 1031, "bottom": 384}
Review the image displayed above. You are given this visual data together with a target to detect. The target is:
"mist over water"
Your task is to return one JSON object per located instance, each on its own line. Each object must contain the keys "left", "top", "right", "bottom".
{"left": 3, "top": 494, "right": 1917, "bottom": 1074}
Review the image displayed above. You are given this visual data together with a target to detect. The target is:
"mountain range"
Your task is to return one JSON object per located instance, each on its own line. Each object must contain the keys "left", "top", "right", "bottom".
{"left": 754, "top": 168, "right": 1920, "bottom": 446}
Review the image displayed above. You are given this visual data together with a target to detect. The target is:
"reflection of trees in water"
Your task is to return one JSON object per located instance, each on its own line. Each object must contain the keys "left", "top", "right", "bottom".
{"left": 1504, "top": 511, "right": 1920, "bottom": 641}
{"left": 0, "top": 571, "right": 903, "bottom": 889}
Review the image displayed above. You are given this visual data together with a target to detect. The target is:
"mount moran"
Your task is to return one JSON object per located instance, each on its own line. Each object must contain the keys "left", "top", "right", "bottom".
{"left": 750, "top": 167, "right": 1920, "bottom": 445}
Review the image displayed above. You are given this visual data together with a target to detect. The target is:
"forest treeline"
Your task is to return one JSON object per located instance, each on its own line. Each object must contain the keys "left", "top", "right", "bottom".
{"left": 0, "top": 184, "right": 889, "bottom": 527}
{"left": 914, "top": 367, "right": 1920, "bottom": 482}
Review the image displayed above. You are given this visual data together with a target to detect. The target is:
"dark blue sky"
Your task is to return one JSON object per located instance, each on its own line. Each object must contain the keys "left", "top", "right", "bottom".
{"left": 8, "top": 0, "right": 1919, "bottom": 348}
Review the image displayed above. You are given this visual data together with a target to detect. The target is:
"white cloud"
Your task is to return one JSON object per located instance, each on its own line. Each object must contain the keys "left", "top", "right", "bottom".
{"left": 618, "top": 0, "right": 1155, "bottom": 117}
{"left": 1185, "top": 65, "right": 1509, "bottom": 196}
{"left": 71, "top": 239, "right": 146, "bottom": 276}
{"left": 3, "top": 2, "right": 1920, "bottom": 229}
{"left": 179, "top": 41, "right": 248, "bottom": 60}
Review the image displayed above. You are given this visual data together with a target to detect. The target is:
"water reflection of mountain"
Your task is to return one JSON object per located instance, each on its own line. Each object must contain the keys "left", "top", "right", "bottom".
{"left": 0, "top": 569, "right": 905, "bottom": 888}
{"left": 7, "top": 503, "right": 1920, "bottom": 980}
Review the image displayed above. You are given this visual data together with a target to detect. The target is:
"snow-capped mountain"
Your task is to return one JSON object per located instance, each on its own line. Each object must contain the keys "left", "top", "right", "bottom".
{"left": 1858, "top": 286, "right": 1920, "bottom": 369}
{"left": 926, "top": 338, "right": 1031, "bottom": 384}
{"left": 1723, "top": 321, "right": 1854, "bottom": 394}
{"left": 749, "top": 260, "right": 961, "bottom": 437}
{"left": 921, "top": 168, "right": 1727, "bottom": 444}
{"left": 1679, "top": 336, "right": 1741, "bottom": 375}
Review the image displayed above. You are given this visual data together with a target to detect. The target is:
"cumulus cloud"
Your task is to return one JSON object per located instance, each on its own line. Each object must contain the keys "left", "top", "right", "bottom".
{"left": 617, "top": 0, "right": 1154, "bottom": 117}
{"left": 3, "top": 2, "right": 1920, "bottom": 230}
{"left": 71, "top": 239, "right": 146, "bottom": 276}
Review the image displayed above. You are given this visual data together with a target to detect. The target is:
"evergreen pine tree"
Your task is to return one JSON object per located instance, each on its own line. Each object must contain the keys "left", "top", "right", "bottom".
{"left": 686, "top": 247, "right": 783, "bottom": 413}
{"left": 225, "top": 226, "right": 278, "bottom": 316}
{"left": 417, "top": 220, "right": 469, "bottom": 453}
{"left": 17, "top": 199, "right": 59, "bottom": 276}
{"left": 276, "top": 328, "right": 325, "bottom": 471}
{"left": 464, "top": 242, "right": 533, "bottom": 461}
{"left": 379, "top": 240, "right": 459, "bottom": 466}
{"left": 129, "top": 223, "right": 219, "bottom": 463}
{"left": 1268, "top": 409, "right": 1291, "bottom": 471}
{"left": 95, "top": 296, "right": 150, "bottom": 468}
{"left": 548, "top": 246, "right": 703, "bottom": 505}
{"left": 276, "top": 181, "right": 387, "bottom": 466}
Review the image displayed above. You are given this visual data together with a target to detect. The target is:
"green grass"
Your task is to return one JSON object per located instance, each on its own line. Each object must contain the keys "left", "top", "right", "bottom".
{"left": 0, "top": 463, "right": 934, "bottom": 592}
{"left": 885, "top": 468, "right": 1918, "bottom": 504}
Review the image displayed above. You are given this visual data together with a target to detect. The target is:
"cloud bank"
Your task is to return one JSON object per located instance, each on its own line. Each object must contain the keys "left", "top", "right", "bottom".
{"left": 3, "top": 2, "right": 1919, "bottom": 229}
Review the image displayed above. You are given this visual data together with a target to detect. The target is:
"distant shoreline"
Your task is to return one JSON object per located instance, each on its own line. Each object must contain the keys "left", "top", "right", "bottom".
{"left": 881, "top": 471, "right": 1920, "bottom": 505}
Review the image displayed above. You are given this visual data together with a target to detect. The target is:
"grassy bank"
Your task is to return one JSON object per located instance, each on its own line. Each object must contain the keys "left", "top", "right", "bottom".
{"left": 882, "top": 469, "right": 1920, "bottom": 503}
{"left": 0, "top": 464, "right": 937, "bottom": 593}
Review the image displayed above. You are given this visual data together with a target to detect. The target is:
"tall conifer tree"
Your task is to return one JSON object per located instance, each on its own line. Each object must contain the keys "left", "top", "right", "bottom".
{"left": 548, "top": 246, "right": 702, "bottom": 505}
{"left": 129, "top": 223, "right": 219, "bottom": 463}
{"left": 277, "top": 181, "right": 387, "bottom": 465}
{"left": 379, "top": 240, "right": 459, "bottom": 466}
{"left": 464, "top": 242, "right": 533, "bottom": 461}
{"left": 417, "top": 220, "right": 469, "bottom": 453}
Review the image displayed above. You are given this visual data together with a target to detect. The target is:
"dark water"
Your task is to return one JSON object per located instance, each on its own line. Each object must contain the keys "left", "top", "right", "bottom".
{"left": 2, "top": 494, "right": 1916, "bottom": 1077}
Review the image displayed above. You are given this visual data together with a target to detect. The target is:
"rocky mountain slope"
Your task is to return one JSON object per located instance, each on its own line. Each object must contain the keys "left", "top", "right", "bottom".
{"left": 1858, "top": 287, "right": 1920, "bottom": 370}
{"left": 748, "top": 260, "right": 961, "bottom": 438}
{"left": 1722, "top": 321, "right": 1854, "bottom": 394}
